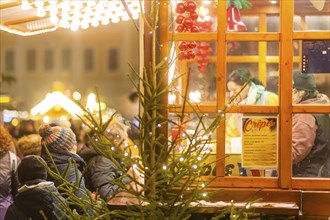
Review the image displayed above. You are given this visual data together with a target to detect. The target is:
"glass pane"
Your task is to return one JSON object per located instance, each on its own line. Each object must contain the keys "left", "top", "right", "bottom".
{"left": 227, "top": 41, "right": 258, "bottom": 56}
{"left": 169, "top": 41, "right": 217, "bottom": 104}
{"left": 239, "top": 1, "right": 279, "bottom": 33}
{"left": 84, "top": 49, "right": 94, "bottom": 71}
{"left": 26, "top": 49, "right": 36, "bottom": 71}
{"left": 294, "top": 0, "right": 330, "bottom": 31}
{"left": 44, "top": 49, "right": 54, "bottom": 71}
{"left": 267, "top": 16, "right": 279, "bottom": 32}
{"left": 168, "top": 112, "right": 218, "bottom": 176}
{"left": 5, "top": 50, "right": 15, "bottom": 72}
{"left": 267, "top": 42, "right": 279, "bottom": 56}
{"left": 266, "top": 64, "right": 279, "bottom": 95}
{"left": 62, "top": 49, "right": 72, "bottom": 71}
{"left": 292, "top": 113, "right": 329, "bottom": 178}
{"left": 240, "top": 16, "right": 259, "bottom": 32}
{"left": 225, "top": 114, "right": 278, "bottom": 177}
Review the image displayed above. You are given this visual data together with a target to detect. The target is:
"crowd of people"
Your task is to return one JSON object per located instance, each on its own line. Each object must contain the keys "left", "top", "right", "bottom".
{"left": 0, "top": 121, "right": 142, "bottom": 219}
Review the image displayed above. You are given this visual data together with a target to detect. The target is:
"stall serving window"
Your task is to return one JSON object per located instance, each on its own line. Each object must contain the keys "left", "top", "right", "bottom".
{"left": 159, "top": 0, "right": 329, "bottom": 216}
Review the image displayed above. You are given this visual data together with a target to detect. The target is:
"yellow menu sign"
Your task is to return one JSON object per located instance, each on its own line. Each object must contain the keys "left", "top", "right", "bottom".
{"left": 242, "top": 115, "right": 278, "bottom": 168}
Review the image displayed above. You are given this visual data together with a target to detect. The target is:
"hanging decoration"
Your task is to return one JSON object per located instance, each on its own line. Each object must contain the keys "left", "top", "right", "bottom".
{"left": 175, "top": 0, "right": 251, "bottom": 72}
{"left": 226, "top": 4, "right": 247, "bottom": 31}
{"left": 175, "top": 0, "right": 200, "bottom": 61}
{"left": 195, "top": 20, "right": 213, "bottom": 73}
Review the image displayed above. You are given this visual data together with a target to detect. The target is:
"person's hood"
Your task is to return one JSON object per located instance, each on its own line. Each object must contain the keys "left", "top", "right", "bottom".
{"left": 14, "top": 181, "right": 60, "bottom": 219}
{"left": 300, "top": 93, "right": 330, "bottom": 105}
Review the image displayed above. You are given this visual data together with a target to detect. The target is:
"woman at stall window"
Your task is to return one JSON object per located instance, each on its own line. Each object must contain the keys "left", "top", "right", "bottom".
{"left": 226, "top": 68, "right": 279, "bottom": 140}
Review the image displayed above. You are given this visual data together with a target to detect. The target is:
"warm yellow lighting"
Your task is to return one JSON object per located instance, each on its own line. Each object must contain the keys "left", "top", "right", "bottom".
{"left": 60, "top": 116, "right": 68, "bottom": 121}
{"left": 0, "top": 96, "right": 10, "bottom": 103}
{"left": 54, "top": 105, "right": 62, "bottom": 111}
{"left": 72, "top": 91, "right": 81, "bottom": 100}
{"left": 31, "top": 91, "right": 83, "bottom": 117}
{"left": 189, "top": 91, "right": 201, "bottom": 103}
{"left": 86, "top": 93, "right": 97, "bottom": 112}
{"left": 43, "top": 116, "right": 50, "bottom": 123}
{"left": 18, "top": 0, "right": 140, "bottom": 33}
{"left": 199, "top": 6, "right": 209, "bottom": 17}
{"left": 94, "top": 102, "right": 107, "bottom": 111}
{"left": 11, "top": 118, "right": 19, "bottom": 126}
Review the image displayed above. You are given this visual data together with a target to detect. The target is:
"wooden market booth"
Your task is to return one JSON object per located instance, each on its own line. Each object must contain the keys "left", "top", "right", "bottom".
{"left": 0, "top": 0, "right": 329, "bottom": 218}
{"left": 155, "top": 0, "right": 330, "bottom": 218}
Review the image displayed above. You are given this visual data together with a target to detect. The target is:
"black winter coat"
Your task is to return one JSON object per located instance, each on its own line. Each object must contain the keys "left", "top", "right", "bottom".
{"left": 4, "top": 180, "right": 67, "bottom": 220}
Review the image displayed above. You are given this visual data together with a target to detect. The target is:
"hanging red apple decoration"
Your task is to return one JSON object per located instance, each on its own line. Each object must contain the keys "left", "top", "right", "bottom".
{"left": 175, "top": 2, "right": 186, "bottom": 14}
{"left": 175, "top": 0, "right": 199, "bottom": 61}
{"left": 194, "top": 19, "right": 213, "bottom": 73}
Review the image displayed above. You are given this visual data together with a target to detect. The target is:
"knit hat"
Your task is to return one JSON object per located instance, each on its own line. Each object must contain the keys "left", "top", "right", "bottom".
{"left": 18, "top": 155, "right": 47, "bottom": 184}
{"left": 39, "top": 124, "right": 76, "bottom": 152}
{"left": 293, "top": 70, "right": 316, "bottom": 91}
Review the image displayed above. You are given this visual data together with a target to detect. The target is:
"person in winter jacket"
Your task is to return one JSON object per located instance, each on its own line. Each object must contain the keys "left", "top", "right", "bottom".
{"left": 4, "top": 155, "right": 67, "bottom": 220}
{"left": 292, "top": 71, "right": 330, "bottom": 177}
{"left": 78, "top": 122, "right": 142, "bottom": 201}
{"left": 38, "top": 124, "right": 91, "bottom": 214}
{"left": 0, "top": 125, "right": 20, "bottom": 220}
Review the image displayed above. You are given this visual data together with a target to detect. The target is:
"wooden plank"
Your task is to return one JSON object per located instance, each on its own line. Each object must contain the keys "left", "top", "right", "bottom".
{"left": 293, "top": 32, "right": 330, "bottom": 40}
{"left": 292, "top": 105, "right": 330, "bottom": 113}
{"left": 0, "top": 1, "right": 20, "bottom": 9}
{"left": 207, "top": 188, "right": 300, "bottom": 204}
{"left": 226, "top": 33, "right": 280, "bottom": 41}
{"left": 168, "top": 105, "right": 279, "bottom": 114}
{"left": 279, "top": 0, "right": 294, "bottom": 189}
{"left": 301, "top": 191, "right": 330, "bottom": 216}
{"left": 292, "top": 178, "right": 330, "bottom": 190}
{"left": 258, "top": 14, "right": 267, "bottom": 86}
{"left": 216, "top": 0, "right": 227, "bottom": 177}
{"left": 203, "top": 177, "right": 279, "bottom": 188}
{"left": 2, "top": 16, "right": 49, "bottom": 26}
{"left": 169, "top": 32, "right": 217, "bottom": 41}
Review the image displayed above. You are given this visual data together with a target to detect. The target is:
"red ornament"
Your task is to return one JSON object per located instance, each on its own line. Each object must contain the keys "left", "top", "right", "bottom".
{"left": 187, "top": 50, "right": 195, "bottom": 60}
{"left": 175, "top": 25, "right": 184, "bottom": 32}
{"left": 199, "top": 66, "right": 206, "bottom": 73}
{"left": 183, "top": 27, "right": 191, "bottom": 32}
{"left": 197, "top": 56, "right": 204, "bottom": 63}
{"left": 185, "top": 0, "right": 197, "bottom": 13}
{"left": 188, "top": 41, "right": 196, "bottom": 49}
{"left": 175, "top": 15, "right": 185, "bottom": 24}
{"left": 175, "top": 2, "right": 186, "bottom": 14}
{"left": 190, "top": 11, "right": 199, "bottom": 21}
{"left": 182, "top": 17, "right": 193, "bottom": 28}
{"left": 190, "top": 25, "right": 200, "bottom": 32}
{"left": 178, "top": 51, "right": 187, "bottom": 60}
{"left": 178, "top": 41, "right": 188, "bottom": 51}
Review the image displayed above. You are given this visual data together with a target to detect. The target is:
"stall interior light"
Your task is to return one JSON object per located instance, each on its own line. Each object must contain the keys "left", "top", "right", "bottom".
{"left": 31, "top": 91, "right": 83, "bottom": 117}
{"left": 21, "top": 0, "right": 140, "bottom": 32}
{"left": 0, "top": 95, "right": 10, "bottom": 103}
